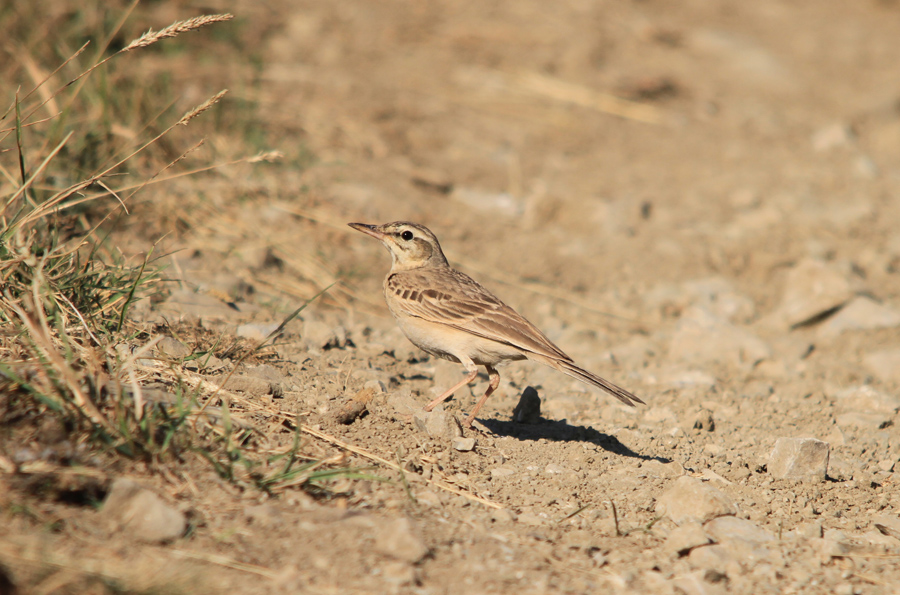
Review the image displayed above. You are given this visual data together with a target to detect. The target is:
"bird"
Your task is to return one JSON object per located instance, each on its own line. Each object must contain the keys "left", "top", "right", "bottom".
{"left": 348, "top": 221, "right": 644, "bottom": 428}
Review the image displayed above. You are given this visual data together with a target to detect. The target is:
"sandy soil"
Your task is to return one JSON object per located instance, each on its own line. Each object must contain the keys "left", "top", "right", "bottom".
{"left": 4, "top": 1, "right": 900, "bottom": 593}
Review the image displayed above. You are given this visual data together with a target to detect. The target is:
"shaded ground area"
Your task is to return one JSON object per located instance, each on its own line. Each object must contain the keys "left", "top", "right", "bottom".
{"left": 3, "top": 1, "right": 900, "bottom": 593}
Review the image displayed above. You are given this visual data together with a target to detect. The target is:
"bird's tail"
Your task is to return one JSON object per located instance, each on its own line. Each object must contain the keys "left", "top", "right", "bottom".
{"left": 534, "top": 355, "right": 645, "bottom": 407}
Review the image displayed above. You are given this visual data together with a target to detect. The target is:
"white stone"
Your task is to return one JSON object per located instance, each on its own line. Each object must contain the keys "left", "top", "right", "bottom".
{"left": 452, "top": 437, "right": 476, "bottom": 452}
{"left": 768, "top": 437, "right": 829, "bottom": 481}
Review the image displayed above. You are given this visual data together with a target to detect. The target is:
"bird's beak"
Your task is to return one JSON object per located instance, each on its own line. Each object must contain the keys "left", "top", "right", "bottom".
{"left": 348, "top": 222, "right": 385, "bottom": 241}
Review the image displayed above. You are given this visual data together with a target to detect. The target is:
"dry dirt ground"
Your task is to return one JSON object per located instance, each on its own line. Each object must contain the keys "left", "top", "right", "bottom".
{"left": 5, "top": 1, "right": 900, "bottom": 593}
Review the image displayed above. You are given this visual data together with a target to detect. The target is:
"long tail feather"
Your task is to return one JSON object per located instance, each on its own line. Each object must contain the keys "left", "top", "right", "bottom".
{"left": 535, "top": 356, "right": 644, "bottom": 406}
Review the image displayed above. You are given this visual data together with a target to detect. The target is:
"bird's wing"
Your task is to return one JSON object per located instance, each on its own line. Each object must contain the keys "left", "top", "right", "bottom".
{"left": 386, "top": 268, "right": 572, "bottom": 362}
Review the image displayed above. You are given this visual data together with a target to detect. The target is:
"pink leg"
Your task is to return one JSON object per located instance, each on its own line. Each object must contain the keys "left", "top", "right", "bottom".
{"left": 425, "top": 367, "right": 479, "bottom": 411}
{"left": 463, "top": 366, "right": 500, "bottom": 428}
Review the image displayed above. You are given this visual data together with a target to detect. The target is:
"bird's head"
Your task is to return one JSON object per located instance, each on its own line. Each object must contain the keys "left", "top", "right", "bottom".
{"left": 348, "top": 221, "right": 449, "bottom": 271}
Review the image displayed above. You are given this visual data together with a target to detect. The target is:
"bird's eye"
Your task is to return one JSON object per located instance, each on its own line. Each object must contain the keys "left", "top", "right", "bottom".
{"left": 401, "top": 230, "right": 414, "bottom": 241}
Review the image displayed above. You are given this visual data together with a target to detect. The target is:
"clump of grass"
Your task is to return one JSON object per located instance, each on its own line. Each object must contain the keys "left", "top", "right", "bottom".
{"left": 0, "top": 9, "right": 347, "bottom": 499}
{"left": 0, "top": 9, "right": 356, "bottom": 594}
{"left": 1, "top": 11, "right": 233, "bottom": 454}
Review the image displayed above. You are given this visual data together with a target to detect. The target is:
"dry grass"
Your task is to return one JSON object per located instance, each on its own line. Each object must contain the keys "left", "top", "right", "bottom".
{"left": 1, "top": 8, "right": 234, "bottom": 462}
{"left": 122, "top": 14, "right": 235, "bottom": 52}
{"left": 0, "top": 2, "right": 353, "bottom": 474}
{"left": 0, "top": 6, "right": 368, "bottom": 591}
{"left": 0, "top": 7, "right": 363, "bottom": 588}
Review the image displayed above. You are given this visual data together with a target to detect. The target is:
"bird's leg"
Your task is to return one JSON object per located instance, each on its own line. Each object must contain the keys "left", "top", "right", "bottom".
{"left": 463, "top": 365, "right": 500, "bottom": 428}
{"left": 425, "top": 364, "right": 479, "bottom": 411}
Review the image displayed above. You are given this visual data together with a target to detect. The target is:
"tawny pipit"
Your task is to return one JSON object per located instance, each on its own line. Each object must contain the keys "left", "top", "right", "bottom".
{"left": 349, "top": 221, "right": 644, "bottom": 428}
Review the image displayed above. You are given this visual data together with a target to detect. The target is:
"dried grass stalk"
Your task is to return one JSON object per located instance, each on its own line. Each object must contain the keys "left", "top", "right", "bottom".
{"left": 178, "top": 90, "right": 228, "bottom": 126}
{"left": 248, "top": 150, "right": 284, "bottom": 163}
{"left": 123, "top": 14, "right": 234, "bottom": 52}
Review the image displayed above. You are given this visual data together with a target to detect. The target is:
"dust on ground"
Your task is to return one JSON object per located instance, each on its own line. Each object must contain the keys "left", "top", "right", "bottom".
{"left": 4, "top": 1, "right": 900, "bottom": 593}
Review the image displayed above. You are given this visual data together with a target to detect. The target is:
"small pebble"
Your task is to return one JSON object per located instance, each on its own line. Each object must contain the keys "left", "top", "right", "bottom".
{"left": 452, "top": 437, "right": 476, "bottom": 452}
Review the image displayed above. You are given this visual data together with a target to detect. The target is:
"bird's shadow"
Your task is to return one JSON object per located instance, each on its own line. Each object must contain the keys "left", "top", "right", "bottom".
{"left": 479, "top": 417, "right": 672, "bottom": 463}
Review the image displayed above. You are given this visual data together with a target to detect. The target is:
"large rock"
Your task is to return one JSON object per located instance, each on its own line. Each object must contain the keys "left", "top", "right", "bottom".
{"left": 768, "top": 438, "right": 829, "bottom": 481}
{"left": 656, "top": 476, "right": 739, "bottom": 525}
{"left": 101, "top": 478, "right": 186, "bottom": 543}
{"left": 770, "top": 259, "right": 854, "bottom": 328}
